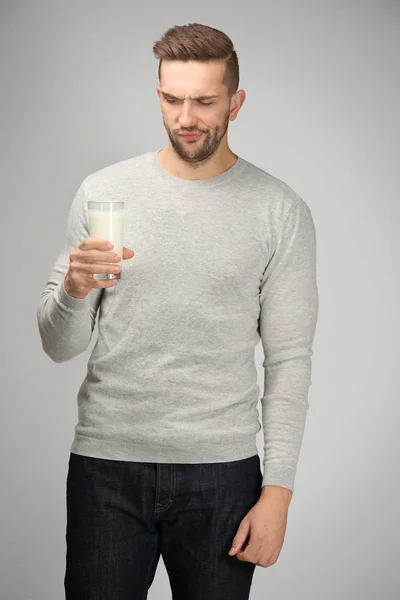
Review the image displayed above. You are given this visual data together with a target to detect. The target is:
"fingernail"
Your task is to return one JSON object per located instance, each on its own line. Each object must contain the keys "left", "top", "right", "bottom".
{"left": 229, "top": 546, "right": 235, "bottom": 554}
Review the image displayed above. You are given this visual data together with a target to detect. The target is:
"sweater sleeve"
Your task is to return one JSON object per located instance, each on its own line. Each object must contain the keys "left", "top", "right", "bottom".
{"left": 36, "top": 183, "right": 104, "bottom": 363}
{"left": 258, "top": 199, "right": 319, "bottom": 492}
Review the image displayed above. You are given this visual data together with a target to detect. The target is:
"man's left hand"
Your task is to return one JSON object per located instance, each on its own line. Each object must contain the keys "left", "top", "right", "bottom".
{"left": 228, "top": 485, "right": 292, "bottom": 568}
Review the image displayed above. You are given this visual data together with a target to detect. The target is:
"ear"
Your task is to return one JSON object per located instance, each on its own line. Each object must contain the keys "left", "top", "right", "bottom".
{"left": 156, "top": 84, "right": 161, "bottom": 98}
{"left": 229, "top": 90, "right": 246, "bottom": 121}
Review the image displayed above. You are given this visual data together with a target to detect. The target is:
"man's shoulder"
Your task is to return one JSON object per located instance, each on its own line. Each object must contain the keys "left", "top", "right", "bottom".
{"left": 82, "top": 151, "right": 155, "bottom": 190}
{"left": 240, "top": 157, "right": 304, "bottom": 211}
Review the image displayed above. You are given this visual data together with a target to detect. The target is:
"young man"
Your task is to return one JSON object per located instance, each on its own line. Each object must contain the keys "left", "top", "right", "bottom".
{"left": 37, "top": 22, "right": 319, "bottom": 600}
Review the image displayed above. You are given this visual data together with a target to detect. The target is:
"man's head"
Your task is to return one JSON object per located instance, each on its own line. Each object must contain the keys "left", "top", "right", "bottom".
{"left": 153, "top": 23, "right": 245, "bottom": 164}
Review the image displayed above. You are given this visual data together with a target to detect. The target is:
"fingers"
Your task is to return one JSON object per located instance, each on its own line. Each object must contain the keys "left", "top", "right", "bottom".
{"left": 235, "top": 531, "right": 270, "bottom": 565}
{"left": 122, "top": 246, "right": 135, "bottom": 259}
{"left": 64, "top": 270, "right": 119, "bottom": 298}
{"left": 65, "top": 237, "right": 133, "bottom": 298}
{"left": 72, "top": 251, "right": 122, "bottom": 266}
{"left": 236, "top": 537, "right": 254, "bottom": 561}
{"left": 229, "top": 520, "right": 250, "bottom": 556}
{"left": 73, "top": 261, "right": 122, "bottom": 276}
{"left": 75, "top": 239, "right": 135, "bottom": 263}
{"left": 78, "top": 237, "right": 113, "bottom": 251}
{"left": 72, "top": 248, "right": 121, "bottom": 264}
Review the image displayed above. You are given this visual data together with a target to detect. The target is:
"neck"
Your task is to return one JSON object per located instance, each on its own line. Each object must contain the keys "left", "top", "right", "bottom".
{"left": 158, "top": 141, "right": 238, "bottom": 181}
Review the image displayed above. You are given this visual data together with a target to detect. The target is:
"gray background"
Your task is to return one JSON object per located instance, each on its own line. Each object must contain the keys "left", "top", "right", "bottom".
{"left": 1, "top": 1, "right": 399, "bottom": 598}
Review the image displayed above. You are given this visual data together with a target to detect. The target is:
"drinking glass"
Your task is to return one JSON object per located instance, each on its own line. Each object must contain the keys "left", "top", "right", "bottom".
{"left": 87, "top": 201, "right": 124, "bottom": 280}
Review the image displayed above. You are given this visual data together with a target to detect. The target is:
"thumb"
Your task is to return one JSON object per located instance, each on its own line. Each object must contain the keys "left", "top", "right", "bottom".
{"left": 229, "top": 519, "right": 250, "bottom": 556}
{"left": 122, "top": 247, "right": 135, "bottom": 259}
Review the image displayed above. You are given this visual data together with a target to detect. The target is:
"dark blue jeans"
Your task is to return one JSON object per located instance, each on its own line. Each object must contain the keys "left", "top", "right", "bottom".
{"left": 64, "top": 451, "right": 263, "bottom": 599}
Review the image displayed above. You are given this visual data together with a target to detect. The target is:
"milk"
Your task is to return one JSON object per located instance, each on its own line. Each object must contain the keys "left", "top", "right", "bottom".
{"left": 87, "top": 209, "right": 124, "bottom": 277}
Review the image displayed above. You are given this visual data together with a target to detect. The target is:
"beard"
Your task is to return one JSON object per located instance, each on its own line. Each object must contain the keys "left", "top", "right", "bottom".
{"left": 162, "top": 108, "right": 231, "bottom": 167}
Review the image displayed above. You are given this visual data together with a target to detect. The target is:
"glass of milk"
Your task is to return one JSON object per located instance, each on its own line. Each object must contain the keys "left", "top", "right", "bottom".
{"left": 87, "top": 201, "right": 124, "bottom": 280}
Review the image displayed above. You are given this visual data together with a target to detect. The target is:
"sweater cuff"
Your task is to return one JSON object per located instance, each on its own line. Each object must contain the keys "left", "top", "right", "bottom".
{"left": 56, "top": 278, "right": 90, "bottom": 312}
{"left": 261, "top": 469, "right": 296, "bottom": 493}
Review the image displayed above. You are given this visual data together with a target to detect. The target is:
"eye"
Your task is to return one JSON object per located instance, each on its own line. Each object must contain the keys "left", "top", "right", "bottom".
{"left": 164, "top": 98, "right": 213, "bottom": 106}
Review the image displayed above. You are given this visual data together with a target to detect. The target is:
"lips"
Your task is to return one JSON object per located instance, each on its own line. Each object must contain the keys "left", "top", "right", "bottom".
{"left": 180, "top": 132, "right": 203, "bottom": 140}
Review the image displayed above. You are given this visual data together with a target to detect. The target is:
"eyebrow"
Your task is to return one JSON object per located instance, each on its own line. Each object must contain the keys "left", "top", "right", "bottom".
{"left": 161, "top": 92, "right": 218, "bottom": 101}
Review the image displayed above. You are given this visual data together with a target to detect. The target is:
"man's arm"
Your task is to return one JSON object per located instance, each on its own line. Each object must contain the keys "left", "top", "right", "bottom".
{"left": 258, "top": 197, "right": 319, "bottom": 493}
{"left": 37, "top": 183, "right": 104, "bottom": 363}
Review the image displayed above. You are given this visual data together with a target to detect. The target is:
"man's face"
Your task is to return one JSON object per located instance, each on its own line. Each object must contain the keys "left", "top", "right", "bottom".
{"left": 156, "top": 60, "right": 241, "bottom": 164}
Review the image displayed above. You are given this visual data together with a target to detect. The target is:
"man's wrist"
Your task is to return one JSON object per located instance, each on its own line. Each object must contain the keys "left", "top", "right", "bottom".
{"left": 261, "top": 484, "right": 293, "bottom": 503}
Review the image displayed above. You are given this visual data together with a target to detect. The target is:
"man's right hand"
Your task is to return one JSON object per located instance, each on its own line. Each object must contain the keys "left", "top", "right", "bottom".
{"left": 64, "top": 238, "right": 135, "bottom": 299}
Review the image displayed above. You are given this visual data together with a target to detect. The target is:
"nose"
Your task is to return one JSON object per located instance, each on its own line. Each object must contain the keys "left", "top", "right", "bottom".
{"left": 178, "top": 100, "right": 197, "bottom": 129}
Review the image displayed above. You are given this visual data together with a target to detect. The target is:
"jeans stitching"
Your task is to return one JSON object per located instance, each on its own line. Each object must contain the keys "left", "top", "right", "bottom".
{"left": 154, "top": 464, "right": 161, "bottom": 512}
{"left": 155, "top": 465, "right": 175, "bottom": 513}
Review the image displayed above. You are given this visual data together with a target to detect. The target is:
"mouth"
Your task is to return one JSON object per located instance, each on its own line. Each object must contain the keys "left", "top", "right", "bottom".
{"left": 179, "top": 132, "right": 204, "bottom": 141}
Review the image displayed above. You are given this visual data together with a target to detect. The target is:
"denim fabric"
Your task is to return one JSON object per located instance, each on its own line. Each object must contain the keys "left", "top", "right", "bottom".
{"left": 64, "top": 451, "right": 263, "bottom": 599}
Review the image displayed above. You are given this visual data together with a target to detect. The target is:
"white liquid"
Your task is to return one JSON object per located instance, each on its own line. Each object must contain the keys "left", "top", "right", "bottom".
{"left": 88, "top": 210, "right": 124, "bottom": 263}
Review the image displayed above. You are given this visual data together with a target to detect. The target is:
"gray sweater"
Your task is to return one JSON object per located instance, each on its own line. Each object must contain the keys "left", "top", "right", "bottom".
{"left": 37, "top": 151, "right": 319, "bottom": 492}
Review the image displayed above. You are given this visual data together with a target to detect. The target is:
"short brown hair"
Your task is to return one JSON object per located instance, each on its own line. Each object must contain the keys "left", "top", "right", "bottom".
{"left": 153, "top": 23, "right": 239, "bottom": 97}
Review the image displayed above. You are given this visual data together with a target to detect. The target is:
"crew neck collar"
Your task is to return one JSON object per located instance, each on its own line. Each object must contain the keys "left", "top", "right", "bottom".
{"left": 150, "top": 150, "right": 247, "bottom": 188}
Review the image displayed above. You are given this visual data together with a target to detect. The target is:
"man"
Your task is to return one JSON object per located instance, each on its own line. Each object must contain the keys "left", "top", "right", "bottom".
{"left": 37, "top": 22, "right": 318, "bottom": 600}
